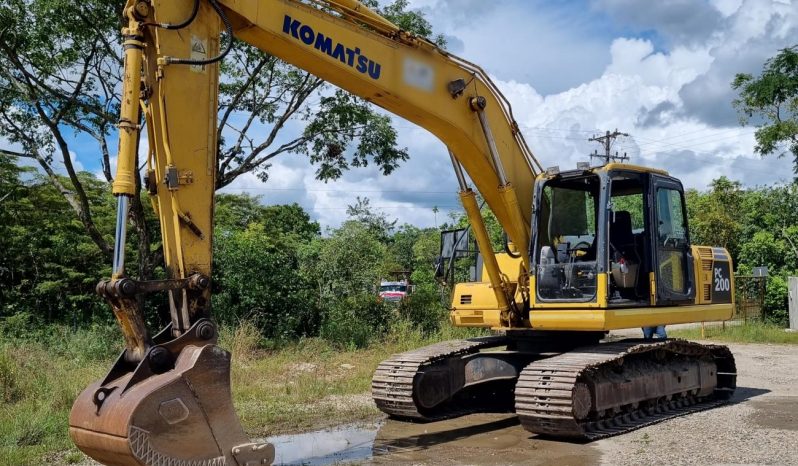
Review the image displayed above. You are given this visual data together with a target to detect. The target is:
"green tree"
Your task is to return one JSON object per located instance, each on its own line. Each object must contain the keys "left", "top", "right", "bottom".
{"left": 686, "top": 177, "right": 743, "bottom": 261}
{"left": 387, "top": 224, "right": 423, "bottom": 272}
{"left": 345, "top": 197, "right": 397, "bottom": 242}
{"left": 215, "top": 194, "right": 319, "bottom": 241}
{"left": 0, "top": 153, "right": 116, "bottom": 323}
{"left": 0, "top": 0, "right": 437, "bottom": 281}
{"left": 740, "top": 183, "right": 798, "bottom": 270}
{"left": 309, "top": 221, "right": 388, "bottom": 299}
{"left": 732, "top": 45, "right": 798, "bottom": 178}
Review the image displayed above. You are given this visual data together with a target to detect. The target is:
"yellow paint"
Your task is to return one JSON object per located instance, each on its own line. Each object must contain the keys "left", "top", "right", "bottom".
{"left": 601, "top": 163, "right": 668, "bottom": 176}
{"left": 113, "top": 0, "right": 736, "bottom": 338}
{"left": 460, "top": 190, "right": 509, "bottom": 313}
{"left": 112, "top": 18, "right": 145, "bottom": 196}
{"left": 482, "top": 252, "right": 524, "bottom": 285}
{"left": 528, "top": 304, "right": 734, "bottom": 331}
{"left": 498, "top": 184, "right": 530, "bottom": 272}
{"left": 649, "top": 271, "right": 656, "bottom": 305}
{"left": 221, "top": 0, "right": 539, "bottom": 251}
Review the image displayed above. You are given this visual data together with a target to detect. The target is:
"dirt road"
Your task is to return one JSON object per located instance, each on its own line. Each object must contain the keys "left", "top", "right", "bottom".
{"left": 269, "top": 341, "right": 798, "bottom": 465}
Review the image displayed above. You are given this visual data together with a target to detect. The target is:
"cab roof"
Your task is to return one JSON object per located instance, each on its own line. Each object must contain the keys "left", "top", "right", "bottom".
{"left": 536, "top": 162, "right": 669, "bottom": 181}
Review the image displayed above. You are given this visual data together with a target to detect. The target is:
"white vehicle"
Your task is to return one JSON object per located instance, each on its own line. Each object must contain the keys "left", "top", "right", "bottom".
{"left": 378, "top": 280, "right": 410, "bottom": 302}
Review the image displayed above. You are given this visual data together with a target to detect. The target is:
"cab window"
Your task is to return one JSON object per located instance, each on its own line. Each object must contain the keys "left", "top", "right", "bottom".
{"left": 535, "top": 175, "right": 599, "bottom": 302}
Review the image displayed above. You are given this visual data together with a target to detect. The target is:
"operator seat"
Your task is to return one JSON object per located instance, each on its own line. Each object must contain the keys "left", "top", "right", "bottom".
{"left": 609, "top": 210, "right": 636, "bottom": 259}
{"left": 609, "top": 211, "right": 641, "bottom": 295}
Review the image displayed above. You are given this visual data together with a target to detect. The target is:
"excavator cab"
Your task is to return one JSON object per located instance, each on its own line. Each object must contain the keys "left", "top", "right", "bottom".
{"left": 452, "top": 162, "right": 733, "bottom": 330}
{"left": 531, "top": 163, "right": 697, "bottom": 308}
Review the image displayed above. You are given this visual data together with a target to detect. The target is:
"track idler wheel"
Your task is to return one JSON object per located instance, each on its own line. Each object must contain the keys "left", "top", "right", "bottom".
{"left": 69, "top": 344, "right": 274, "bottom": 466}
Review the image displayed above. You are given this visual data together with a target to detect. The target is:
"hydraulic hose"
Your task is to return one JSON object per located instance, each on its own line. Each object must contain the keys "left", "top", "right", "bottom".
{"left": 503, "top": 231, "right": 521, "bottom": 258}
{"left": 162, "top": 0, "right": 233, "bottom": 66}
{"left": 143, "top": 0, "right": 200, "bottom": 30}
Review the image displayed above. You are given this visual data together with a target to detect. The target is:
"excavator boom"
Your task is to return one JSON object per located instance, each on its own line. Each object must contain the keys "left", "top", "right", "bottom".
{"left": 70, "top": 0, "right": 541, "bottom": 464}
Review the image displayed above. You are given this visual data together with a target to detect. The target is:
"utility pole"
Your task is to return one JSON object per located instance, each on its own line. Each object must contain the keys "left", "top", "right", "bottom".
{"left": 589, "top": 129, "right": 629, "bottom": 164}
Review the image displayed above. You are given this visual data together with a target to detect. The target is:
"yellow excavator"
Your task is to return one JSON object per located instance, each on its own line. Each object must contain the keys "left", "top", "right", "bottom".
{"left": 69, "top": 0, "right": 737, "bottom": 464}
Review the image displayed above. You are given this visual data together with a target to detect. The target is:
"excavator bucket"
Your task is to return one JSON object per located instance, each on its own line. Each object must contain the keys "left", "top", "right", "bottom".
{"left": 69, "top": 343, "right": 274, "bottom": 466}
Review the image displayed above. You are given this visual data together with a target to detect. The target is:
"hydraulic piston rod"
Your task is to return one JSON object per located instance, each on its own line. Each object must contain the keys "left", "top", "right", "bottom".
{"left": 449, "top": 149, "right": 510, "bottom": 315}
{"left": 469, "top": 97, "right": 531, "bottom": 272}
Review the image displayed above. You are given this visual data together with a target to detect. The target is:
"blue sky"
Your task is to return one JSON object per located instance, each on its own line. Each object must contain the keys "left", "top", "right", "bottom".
{"left": 14, "top": 0, "right": 798, "bottom": 229}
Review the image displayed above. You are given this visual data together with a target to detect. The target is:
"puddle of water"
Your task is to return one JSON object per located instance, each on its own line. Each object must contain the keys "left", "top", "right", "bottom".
{"left": 264, "top": 423, "right": 381, "bottom": 465}
{"left": 261, "top": 414, "right": 601, "bottom": 466}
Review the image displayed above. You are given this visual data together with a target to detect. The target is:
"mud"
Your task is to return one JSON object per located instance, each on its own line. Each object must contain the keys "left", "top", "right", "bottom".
{"left": 72, "top": 342, "right": 798, "bottom": 466}
{"left": 263, "top": 341, "right": 798, "bottom": 466}
{"left": 750, "top": 396, "right": 798, "bottom": 431}
{"left": 373, "top": 414, "right": 600, "bottom": 466}
{"left": 265, "top": 414, "right": 601, "bottom": 466}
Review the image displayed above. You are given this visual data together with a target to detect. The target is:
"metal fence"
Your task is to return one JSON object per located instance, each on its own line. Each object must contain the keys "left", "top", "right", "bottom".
{"left": 698, "top": 275, "right": 766, "bottom": 338}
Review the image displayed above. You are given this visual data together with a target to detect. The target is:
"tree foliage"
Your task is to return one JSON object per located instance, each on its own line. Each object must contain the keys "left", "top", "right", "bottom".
{"left": 0, "top": 154, "right": 114, "bottom": 323}
{"left": 686, "top": 177, "right": 744, "bottom": 260}
{"left": 0, "top": 0, "right": 437, "bottom": 283}
{"left": 687, "top": 180, "right": 797, "bottom": 324}
{"left": 733, "top": 45, "right": 798, "bottom": 178}
{"left": 212, "top": 224, "right": 319, "bottom": 340}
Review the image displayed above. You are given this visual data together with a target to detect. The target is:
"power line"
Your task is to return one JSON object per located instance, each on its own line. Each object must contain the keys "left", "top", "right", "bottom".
{"left": 588, "top": 129, "right": 629, "bottom": 164}
{"left": 632, "top": 127, "right": 756, "bottom": 150}
{"left": 228, "top": 186, "right": 456, "bottom": 194}
{"left": 312, "top": 205, "right": 462, "bottom": 210}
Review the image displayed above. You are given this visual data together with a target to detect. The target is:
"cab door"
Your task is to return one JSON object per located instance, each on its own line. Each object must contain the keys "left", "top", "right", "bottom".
{"left": 651, "top": 176, "right": 695, "bottom": 305}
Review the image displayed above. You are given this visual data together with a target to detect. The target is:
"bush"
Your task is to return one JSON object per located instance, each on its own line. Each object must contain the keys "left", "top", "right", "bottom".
{"left": 398, "top": 288, "right": 448, "bottom": 335}
{"left": 763, "top": 275, "right": 789, "bottom": 326}
{"left": 218, "top": 320, "right": 262, "bottom": 360}
{"left": 320, "top": 294, "right": 390, "bottom": 348}
{"left": 0, "top": 312, "right": 36, "bottom": 339}
{"left": 213, "top": 224, "right": 320, "bottom": 340}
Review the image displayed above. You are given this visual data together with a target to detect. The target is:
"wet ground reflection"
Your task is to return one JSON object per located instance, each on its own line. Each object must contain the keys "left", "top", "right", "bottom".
{"left": 264, "top": 413, "right": 600, "bottom": 465}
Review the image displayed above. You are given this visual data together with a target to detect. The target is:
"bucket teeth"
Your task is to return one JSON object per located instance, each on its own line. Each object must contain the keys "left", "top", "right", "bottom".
{"left": 70, "top": 344, "right": 274, "bottom": 466}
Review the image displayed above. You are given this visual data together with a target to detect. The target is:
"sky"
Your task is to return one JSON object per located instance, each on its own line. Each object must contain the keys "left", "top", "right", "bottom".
{"left": 13, "top": 0, "right": 798, "bottom": 230}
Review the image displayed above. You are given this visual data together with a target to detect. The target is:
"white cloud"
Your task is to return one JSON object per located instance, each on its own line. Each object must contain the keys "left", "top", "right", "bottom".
{"left": 592, "top": 0, "right": 724, "bottom": 44}
{"left": 223, "top": 0, "right": 795, "bottom": 228}
{"left": 407, "top": 0, "right": 612, "bottom": 95}
{"left": 679, "top": 0, "right": 798, "bottom": 125}
{"left": 12, "top": 0, "right": 791, "bottom": 231}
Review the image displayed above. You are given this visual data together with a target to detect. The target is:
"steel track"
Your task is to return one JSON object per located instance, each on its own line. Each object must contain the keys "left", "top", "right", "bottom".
{"left": 515, "top": 339, "right": 737, "bottom": 440}
{"left": 371, "top": 335, "right": 510, "bottom": 420}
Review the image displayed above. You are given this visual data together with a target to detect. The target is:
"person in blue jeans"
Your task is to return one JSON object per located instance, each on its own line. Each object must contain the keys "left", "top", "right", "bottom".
{"left": 642, "top": 325, "right": 667, "bottom": 339}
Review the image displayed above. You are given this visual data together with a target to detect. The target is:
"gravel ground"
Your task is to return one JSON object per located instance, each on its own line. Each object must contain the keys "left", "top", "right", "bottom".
{"left": 368, "top": 341, "right": 798, "bottom": 466}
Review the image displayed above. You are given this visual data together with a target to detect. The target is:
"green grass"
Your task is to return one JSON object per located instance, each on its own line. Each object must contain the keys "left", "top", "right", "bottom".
{"left": 670, "top": 321, "right": 798, "bottom": 344}
{"left": 0, "top": 319, "right": 484, "bottom": 465}
{"left": 222, "top": 319, "right": 485, "bottom": 435}
{"left": 0, "top": 325, "right": 116, "bottom": 466}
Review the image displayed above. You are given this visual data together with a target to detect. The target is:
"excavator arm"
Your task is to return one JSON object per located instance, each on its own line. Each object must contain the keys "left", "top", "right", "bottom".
{"left": 70, "top": 1, "right": 541, "bottom": 464}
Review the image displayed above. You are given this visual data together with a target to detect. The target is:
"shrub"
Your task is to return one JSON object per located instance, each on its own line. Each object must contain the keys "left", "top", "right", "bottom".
{"left": 763, "top": 275, "right": 789, "bottom": 326}
{"left": 213, "top": 224, "right": 320, "bottom": 340}
{"left": 398, "top": 288, "right": 447, "bottom": 335}
{"left": 320, "top": 294, "right": 390, "bottom": 348}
